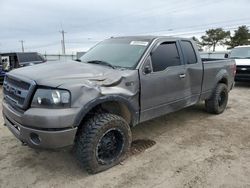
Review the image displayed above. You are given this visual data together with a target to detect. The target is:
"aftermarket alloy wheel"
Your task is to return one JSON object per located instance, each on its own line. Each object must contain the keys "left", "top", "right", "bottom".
{"left": 96, "top": 128, "right": 125, "bottom": 165}
{"left": 75, "top": 113, "right": 132, "bottom": 174}
{"left": 205, "top": 83, "right": 228, "bottom": 114}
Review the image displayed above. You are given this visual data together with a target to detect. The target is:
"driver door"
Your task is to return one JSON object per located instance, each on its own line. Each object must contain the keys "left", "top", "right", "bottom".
{"left": 139, "top": 39, "right": 190, "bottom": 122}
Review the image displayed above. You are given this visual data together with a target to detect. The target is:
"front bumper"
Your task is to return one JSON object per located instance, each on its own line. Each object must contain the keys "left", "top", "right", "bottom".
{"left": 235, "top": 65, "right": 250, "bottom": 82}
{"left": 2, "top": 100, "right": 78, "bottom": 149}
{"left": 235, "top": 74, "right": 250, "bottom": 82}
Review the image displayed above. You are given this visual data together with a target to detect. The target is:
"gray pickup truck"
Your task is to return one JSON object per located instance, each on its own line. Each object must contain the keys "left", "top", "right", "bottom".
{"left": 2, "top": 36, "right": 235, "bottom": 173}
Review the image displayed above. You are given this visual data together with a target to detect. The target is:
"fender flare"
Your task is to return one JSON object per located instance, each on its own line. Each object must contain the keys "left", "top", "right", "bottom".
{"left": 215, "top": 69, "right": 229, "bottom": 87}
{"left": 74, "top": 95, "right": 139, "bottom": 127}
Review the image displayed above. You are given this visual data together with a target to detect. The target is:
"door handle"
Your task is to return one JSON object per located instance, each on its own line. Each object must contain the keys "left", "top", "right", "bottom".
{"left": 179, "top": 74, "right": 186, "bottom": 78}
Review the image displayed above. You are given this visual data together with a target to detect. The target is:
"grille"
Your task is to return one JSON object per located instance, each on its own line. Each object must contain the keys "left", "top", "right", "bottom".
{"left": 236, "top": 65, "right": 250, "bottom": 75}
{"left": 4, "top": 76, "right": 30, "bottom": 90}
{"left": 3, "top": 75, "right": 35, "bottom": 109}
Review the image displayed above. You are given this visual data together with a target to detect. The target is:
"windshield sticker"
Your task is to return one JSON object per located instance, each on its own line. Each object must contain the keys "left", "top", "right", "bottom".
{"left": 130, "top": 41, "right": 149, "bottom": 46}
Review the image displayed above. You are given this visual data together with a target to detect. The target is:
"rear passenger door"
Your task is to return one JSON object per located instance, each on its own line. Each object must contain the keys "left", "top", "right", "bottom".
{"left": 180, "top": 40, "right": 203, "bottom": 102}
{"left": 139, "top": 39, "right": 190, "bottom": 122}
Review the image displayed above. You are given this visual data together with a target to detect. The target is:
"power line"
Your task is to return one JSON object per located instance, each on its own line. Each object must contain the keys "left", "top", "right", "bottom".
{"left": 129, "top": 18, "right": 250, "bottom": 38}
{"left": 133, "top": 17, "right": 250, "bottom": 36}
{"left": 69, "top": 0, "right": 219, "bottom": 31}
{"left": 162, "top": 24, "right": 250, "bottom": 37}
{"left": 22, "top": 23, "right": 250, "bottom": 52}
{"left": 16, "top": 19, "right": 250, "bottom": 52}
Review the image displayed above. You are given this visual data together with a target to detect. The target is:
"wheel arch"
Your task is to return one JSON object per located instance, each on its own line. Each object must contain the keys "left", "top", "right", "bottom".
{"left": 215, "top": 70, "right": 229, "bottom": 89}
{"left": 74, "top": 95, "right": 139, "bottom": 128}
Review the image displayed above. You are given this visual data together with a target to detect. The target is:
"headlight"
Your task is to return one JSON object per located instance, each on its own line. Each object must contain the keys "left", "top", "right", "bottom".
{"left": 31, "top": 89, "right": 71, "bottom": 108}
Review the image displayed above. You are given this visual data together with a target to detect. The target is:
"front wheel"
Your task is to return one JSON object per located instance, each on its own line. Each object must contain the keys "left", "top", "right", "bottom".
{"left": 205, "top": 83, "right": 229, "bottom": 114}
{"left": 75, "top": 113, "right": 132, "bottom": 174}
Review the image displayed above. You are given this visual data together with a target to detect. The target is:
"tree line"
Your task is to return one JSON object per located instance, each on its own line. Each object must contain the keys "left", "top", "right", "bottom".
{"left": 192, "top": 25, "right": 250, "bottom": 51}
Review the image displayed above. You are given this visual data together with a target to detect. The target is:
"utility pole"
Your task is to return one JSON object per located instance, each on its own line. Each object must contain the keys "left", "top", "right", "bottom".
{"left": 19, "top": 40, "right": 25, "bottom": 52}
{"left": 59, "top": 30, "right": 66, "bottom": 55}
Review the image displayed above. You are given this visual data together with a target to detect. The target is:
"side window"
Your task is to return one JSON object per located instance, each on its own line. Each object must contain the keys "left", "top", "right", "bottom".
{"left": 181, "top": 41, "right": 197, "bottom": 64}
{"left": 151, "top": 42, "right": 181, "bottom": 72}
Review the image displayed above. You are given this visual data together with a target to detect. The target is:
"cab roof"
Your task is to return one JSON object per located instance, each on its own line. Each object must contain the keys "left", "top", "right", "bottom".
{"left": 111, "top": 36, "right": 189, "bottom": 41}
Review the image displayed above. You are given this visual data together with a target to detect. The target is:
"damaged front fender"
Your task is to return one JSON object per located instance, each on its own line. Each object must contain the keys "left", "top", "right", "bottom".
{"left": 74, "top": 94, "right": 140, "bottom": 127}
{"left": 58, "top": 69, "right": 140, "bottom": 127}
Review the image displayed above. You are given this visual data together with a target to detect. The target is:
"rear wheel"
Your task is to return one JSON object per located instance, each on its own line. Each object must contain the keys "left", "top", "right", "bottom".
{"left": 205, "top": 83, "right": 228, "bottom": 114}
{"left": 75, "top": 113, "right": 131, "bottom": 174}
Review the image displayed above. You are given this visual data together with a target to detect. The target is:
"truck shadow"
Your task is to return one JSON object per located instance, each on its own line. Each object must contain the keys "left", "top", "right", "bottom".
{"left": 131, "top": 103, "right": 209, "bottom": 141}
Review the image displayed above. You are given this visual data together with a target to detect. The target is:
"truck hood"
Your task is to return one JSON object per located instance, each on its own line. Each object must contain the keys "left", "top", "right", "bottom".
{"left": 234, "top": 59, "right": 250, "bottom": 66}
{"left": 9, "top": 60, "right": 126, "bottom": 87}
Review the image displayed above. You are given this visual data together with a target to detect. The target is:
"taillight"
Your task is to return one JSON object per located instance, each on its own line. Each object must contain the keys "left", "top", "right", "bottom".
{"left": 231, "top": 64, "right": 236, "bottom": 77}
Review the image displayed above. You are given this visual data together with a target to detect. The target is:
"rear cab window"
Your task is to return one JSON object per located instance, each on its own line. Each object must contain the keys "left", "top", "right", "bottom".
{"left": 180, "top": 40, "right": 197, "bottom": 64}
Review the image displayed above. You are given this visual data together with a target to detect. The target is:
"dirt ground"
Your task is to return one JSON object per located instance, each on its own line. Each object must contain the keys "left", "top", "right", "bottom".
{"left": 0, "top": 83, "right": 250, "bottom": 188}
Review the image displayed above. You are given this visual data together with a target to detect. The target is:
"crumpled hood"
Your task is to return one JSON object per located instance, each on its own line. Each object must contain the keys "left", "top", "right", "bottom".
{"left": 234, "top": 59, "right": 250, "bottom": 66}
{"left": 9, "top": 60, "right": 124, "bottom": 87}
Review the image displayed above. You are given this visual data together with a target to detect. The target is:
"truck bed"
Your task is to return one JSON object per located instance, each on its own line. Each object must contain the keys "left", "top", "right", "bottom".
{"left": 201, "top": 58, "right": 235, "bottom": 100}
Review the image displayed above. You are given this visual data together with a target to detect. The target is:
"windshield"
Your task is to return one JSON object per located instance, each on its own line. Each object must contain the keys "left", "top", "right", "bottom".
{"left": 230, "top": 47, "right": 250, "bottom": 59}
{"left": 80, "top": 38, "right": 151, "bottom": 69}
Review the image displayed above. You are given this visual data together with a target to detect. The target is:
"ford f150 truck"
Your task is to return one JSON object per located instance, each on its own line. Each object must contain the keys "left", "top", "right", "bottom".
{"left": 2, "top": 36, "right": 235, "bottom": 173}
{"left": 229, "top": 45, "right": 250, "bottom": 81}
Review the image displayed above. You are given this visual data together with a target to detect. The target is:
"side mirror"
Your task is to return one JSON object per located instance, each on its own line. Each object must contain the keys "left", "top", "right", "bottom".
{"left": 224, "top": 53, "right": 229, "bottom": 58}
{"left": 144, "top": 65, "right": 152, "bottom": 74}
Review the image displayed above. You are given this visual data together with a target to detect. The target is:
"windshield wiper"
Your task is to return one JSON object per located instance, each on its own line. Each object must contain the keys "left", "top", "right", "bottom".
{"left": 86, "top": 60, "right": 115, "bottom": 69}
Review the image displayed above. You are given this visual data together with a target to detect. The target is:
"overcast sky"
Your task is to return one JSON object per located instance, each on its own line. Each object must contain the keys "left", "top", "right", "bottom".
{"left": 0, "top": 0, "right": 250, "bottom": 54}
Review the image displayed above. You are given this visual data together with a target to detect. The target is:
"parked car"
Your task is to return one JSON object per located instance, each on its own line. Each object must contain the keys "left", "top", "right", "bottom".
{"left": 229, "top": 45, "right": 250, "bottom": 81}
{"left": 2, "top": 36, "right": 235, "bottom": 174}
{"left": 0, "top": 52, "right": 46, "bottom": 83}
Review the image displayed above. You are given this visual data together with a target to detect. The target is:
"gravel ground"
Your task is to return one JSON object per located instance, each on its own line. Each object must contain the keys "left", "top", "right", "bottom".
{"left": 0, "top": 83, "right": 250, "bottom": 188}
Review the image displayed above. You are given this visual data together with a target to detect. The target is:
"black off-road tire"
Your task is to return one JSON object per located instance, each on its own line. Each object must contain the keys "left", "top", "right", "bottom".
{"left": 75, "top": 113, "right": 132, "bottom": 174}
{"left": 205, "top": 83, "right": 228, "bottom": 114}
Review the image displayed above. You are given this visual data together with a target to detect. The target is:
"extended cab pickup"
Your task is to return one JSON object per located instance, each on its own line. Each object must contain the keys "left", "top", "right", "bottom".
{"left": 2, "top": 36, "right": 235, "bottom": 173}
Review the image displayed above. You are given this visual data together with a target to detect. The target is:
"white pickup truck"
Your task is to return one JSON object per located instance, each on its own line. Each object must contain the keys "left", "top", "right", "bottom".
{"left": 230, "top": 45, "right": 250, "bottom": 81}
